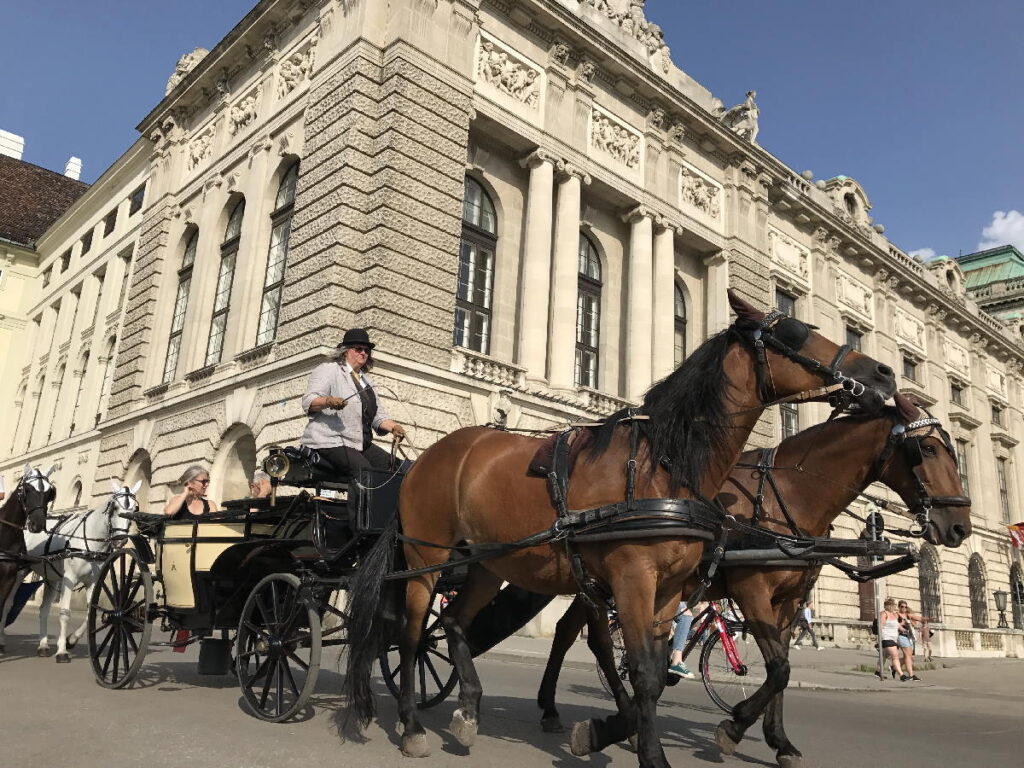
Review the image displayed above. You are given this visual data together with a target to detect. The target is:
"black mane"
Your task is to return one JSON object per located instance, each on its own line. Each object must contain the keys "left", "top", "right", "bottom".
{"left": 589, "top": 328, "right": 736, "bottom": 493}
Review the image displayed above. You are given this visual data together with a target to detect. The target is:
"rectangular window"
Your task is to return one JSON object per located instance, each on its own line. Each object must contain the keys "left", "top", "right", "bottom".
{"left": 453, "top": 237, "right": 494, "bottom": 354}
{"left": 204, "top": 252, "right": 236, "bottom": 367}
{"left": 780, "top": 402, "right": 799, "bottom": 439}
{"left": 81, "top": 229, "right": 93, "bottom": 255}
{"left": 103, "top": 208, "right": 117, "bottom": 237}
{"left": 951, "top": 382, "right": 964, "bottom": 406}
{"left": 575, "top": 289, "right": 600, "bottom": 389}
{"left": 775, "top": 289, "right": 796, "bottom": 317}
{"left": 845, "top": 326, "right": 862, "bottom": 352}
{"left": 997, "top": 457, "right": 1011, "bottom": 523}
{"left": 128, "top": 184, "right": 146, "bottom": 216}
{"left": 902, "top": 356, "right": 918, "bottom": 381}
{"left": 955, "top": 439, "right": 970, "bottom": 497}
{"left": 992, "top": 404, "right": 1003, "bottom": 427}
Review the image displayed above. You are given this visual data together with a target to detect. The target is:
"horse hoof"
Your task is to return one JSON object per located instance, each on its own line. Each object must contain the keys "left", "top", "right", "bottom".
{"left": 400, "top": 732, "right": 431, "bottom": 758}
{"left": 569, "top": 721, "right": 593, "bottom": 756}
{"left": 36, "top": 648, "right": 49, "bottom": 658}
{"left": 715, "top": 722, "right": 739, "bottom": 756}
{"left": 55, "top": 653, "right": 71, "bottom": 663}
{"left": 778, "top": 754, "right": 806, "bottom": 768}
{"left": 66, "top": 637, "right": 78, "bottom": 650}
{"left": 451, "top": 708, "right": 478, "bottom": 748}
{"left": 541, "top": 716, "right": 565, "bottom": 733}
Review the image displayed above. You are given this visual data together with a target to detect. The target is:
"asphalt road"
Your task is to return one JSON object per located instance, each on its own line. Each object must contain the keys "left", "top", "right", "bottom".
{"left": 0, "top": 616, "right": 1019, "bottom": 768}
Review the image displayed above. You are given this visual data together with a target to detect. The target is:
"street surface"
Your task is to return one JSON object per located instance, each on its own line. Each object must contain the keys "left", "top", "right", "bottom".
{"left": 1, "top": 609, "right": 1020, "bottom": 768}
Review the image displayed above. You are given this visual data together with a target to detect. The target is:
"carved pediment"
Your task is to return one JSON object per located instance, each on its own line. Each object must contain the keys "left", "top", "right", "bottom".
{"left": 943, "top": 338, "right": 971, "bottom": 379}
{"left": 767, "top": 227, "right": 810, "bottom": 290}
{"left": 893, "top": 308, "right": 925, "bottom": 353}
{"left": 476, "top": 33, "right": 543, "bottom": 115}
{"left": 590, "top": 105, "right": 642, "bottom": 171}
{"left": 835, "top": 271, "right": 874, "bottom": 325}
{"left": 823, "top": 176, "right": 872, "bottom": 228}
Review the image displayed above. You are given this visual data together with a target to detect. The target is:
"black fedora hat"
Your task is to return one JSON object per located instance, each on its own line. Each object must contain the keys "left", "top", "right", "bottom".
{"left": 338, "top": 328, "right": 375, "bottom": 350}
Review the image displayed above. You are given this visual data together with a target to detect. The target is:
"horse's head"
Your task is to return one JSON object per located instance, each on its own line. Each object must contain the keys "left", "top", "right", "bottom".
{"left": 108, "top": 478, "right": 142, "bottom": 536}
{"left": 21, "top": 464, "right": 57, "bottom": 533}
{"left": 876, "top": 394, "right": 972, "bottom": 547}
{"left": 728, "top": 291, "right": 896, "bottom": 412}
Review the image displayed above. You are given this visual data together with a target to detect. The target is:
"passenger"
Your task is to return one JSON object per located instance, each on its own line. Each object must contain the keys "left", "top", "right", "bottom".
{"left": 299, "top": 328, "right": 407, "bottom": 476}
{"left": 249, "top": 470, "right": 272, "bottom": 499}
{"left": 162, "top": 465, "right": 219, "bottom": 519}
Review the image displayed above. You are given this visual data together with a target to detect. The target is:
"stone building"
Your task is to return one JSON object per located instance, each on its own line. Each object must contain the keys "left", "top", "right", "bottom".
{"left": 1, "top": 0, "right": 1022, "bottom": 655}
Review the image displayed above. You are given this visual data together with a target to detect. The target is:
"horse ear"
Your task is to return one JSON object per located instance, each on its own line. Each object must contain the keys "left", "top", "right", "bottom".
{"left": 110, "top": 478, "right": 120, "bottom": 492}
{"left": 131, "top": 480, "right": 143, "bottom": 494}
{"left": 727, "top": 289, "right": 766, "bottom": 322}
{"left": 894, "top": 392, "right": 920, "bottom": 422}
{"left": 23, "top": 463, "right": 31, "bottom": 476}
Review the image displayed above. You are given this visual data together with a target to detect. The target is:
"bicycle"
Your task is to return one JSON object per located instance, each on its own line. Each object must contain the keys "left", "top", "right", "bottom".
{"left": 596, "top": 600, "right": 766, "bottom": 715}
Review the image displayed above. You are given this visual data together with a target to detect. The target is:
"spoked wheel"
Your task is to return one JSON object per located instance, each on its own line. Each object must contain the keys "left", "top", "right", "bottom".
{"left": 379, "top": 591, "right": 458, "bottom": 709}
{"left": 700, "top": 625, "right": 767, "bottom": 715}
{"left": 596, "top": 622, "right": 632, "bottom": 698}
{"left": 87, "top": 547, "right": 154, "bottom": 689}
{"left": 236, "top": 573, "right": 322, "bottom": 722}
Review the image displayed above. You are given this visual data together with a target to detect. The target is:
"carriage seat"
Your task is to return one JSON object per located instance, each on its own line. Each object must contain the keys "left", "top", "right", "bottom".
{"left": 264, "top": 445, "right": 351, "bottom": 491}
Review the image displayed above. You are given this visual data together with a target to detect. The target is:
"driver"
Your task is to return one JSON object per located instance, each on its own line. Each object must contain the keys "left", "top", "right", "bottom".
{"left": 299, "top": 328, "right": 406, "bottom": 476}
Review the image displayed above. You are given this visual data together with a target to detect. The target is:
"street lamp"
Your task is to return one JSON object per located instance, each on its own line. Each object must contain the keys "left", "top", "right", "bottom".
{"left": 994, "top": 589, "right": 1010, "bottom": 629}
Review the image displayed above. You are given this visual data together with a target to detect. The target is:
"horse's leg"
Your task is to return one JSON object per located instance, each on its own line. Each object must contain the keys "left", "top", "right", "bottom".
{"left": 441, "top": 565, "right": 504, "bottom": 749}
{"left": 715, "top": 589, "right": 805, "bottom": 768}
{"left": 0, "top": 568, "right": 17, "bottom": 653}
{"left": 537, "top": 595, "right": 585, "bottom": 732}
{"left": 54, "top": 571, "right": 77, "bottom": 662}
{"left": 571, "top": 601, "right": 638, "bottom": 755}
{"left": 37, "top": 578, "right": 56, "bottom": 657}
{"left": 398, "top": 572, "right": 439, "bottom": 758}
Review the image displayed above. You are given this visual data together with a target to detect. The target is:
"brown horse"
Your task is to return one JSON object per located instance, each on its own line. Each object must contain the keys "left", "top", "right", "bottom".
{"left": 342, "top": 291, "right": 897, "bottom": 768}
{"left": 535, "top": 394, "right": 971, "bottom": 767}
{"left": 0, "top": 466, "right": 56, "bottom": 653}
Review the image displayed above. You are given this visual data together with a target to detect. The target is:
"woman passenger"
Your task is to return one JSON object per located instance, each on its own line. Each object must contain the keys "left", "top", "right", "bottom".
{"left": 162, "top": 465, "right": 219, "bottom": 518}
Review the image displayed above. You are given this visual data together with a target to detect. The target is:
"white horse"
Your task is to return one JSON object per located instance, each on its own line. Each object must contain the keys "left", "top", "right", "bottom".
{"left": 22, "top": 479, "right": 139, "bottom": 662}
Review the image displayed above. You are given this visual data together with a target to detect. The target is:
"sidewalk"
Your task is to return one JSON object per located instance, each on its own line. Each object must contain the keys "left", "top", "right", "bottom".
{"left": 486, "top": 632, "right": 1024, "bottom": 696}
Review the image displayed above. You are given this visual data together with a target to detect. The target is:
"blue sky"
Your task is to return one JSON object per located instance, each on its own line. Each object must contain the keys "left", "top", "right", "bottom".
{"left": 2, "top": 1, "right": 1021, "bottom": 260}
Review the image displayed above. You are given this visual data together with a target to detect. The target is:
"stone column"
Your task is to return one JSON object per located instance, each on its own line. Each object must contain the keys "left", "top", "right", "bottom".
{"left": 652, "top": 218, "right": 677, "bottom": 382}
{"left": 624, "top": 207, "right": 654, "bottom": 401}
{"left": 518, "top": 149, "right": 556, "bottom": 381}
{"left": 704, "top": 251, "right": 731, "bottom": 334}
{"left": 548, "top": 163, "right": 590, "bottom": 390}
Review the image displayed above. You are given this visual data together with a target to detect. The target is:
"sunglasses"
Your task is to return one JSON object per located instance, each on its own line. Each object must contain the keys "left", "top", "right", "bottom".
{"left": 348, "top": 347, "right": 371, "bottom": 354}
{"left": 193, "top": 478, "right": 210, "bottom": 485}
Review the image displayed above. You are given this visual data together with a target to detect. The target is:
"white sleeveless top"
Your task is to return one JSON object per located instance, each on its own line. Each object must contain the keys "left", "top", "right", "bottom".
{"left": 880, "top": 615, "right": 899, "bottom": 642}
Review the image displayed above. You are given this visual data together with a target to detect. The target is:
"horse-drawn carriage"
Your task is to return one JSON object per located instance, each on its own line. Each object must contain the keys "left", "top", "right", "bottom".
{"left": 86, "top": 446, "right": 461, "bottom": 721}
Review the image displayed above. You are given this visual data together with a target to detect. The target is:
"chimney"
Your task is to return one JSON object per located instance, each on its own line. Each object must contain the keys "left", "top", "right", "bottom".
{"left": 64, "top": 156, "right": 82, "bottom": 180}
{"left": 0, "top": 129, "right": 25, "bottom": 160}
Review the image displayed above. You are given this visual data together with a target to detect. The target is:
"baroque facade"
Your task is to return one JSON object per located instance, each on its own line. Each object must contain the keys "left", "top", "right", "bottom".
{"left": 2, "top": 0, "right": 1022, "bottom": 655}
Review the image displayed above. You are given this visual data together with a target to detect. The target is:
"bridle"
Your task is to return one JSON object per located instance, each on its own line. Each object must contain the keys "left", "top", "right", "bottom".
{"left": 871, "top": 414, "right": 971, "bottom": 537}
{"left": 741, "top": 311, "right": 870, "bottom": 408}
{"left": 106, "top": 486, "right": 137, "bottom": 538}
{"left": 0, "top": 471, "right": 55, "bottom": 533}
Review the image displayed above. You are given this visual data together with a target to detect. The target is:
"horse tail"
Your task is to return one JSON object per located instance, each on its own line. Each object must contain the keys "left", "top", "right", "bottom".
{"left": 343, "top": 518, "right": 400, "bottom": 729}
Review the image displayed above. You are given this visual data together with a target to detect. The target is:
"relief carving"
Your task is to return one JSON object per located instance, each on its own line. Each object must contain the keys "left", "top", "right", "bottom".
{"left": 591, "top": 108, "right": 641, "bottom": 169}
{"left": 893, "top": 308, "right": 925, "bottom": 350}
{"left": 188, "top": 129, "right": 214, "bottom": 171}
{"left": 679, "top": 164, "right": 722, "bottom": 220}
{"left": 166, "top": 48, "right": 209, "bottom": 95}
{"left": 836, "top": 272, "right": 873, "bottom": 321}
{"left": 942, "top": 338, "right": 971, "bottom": 378}
{"left": 477, "top": 39, "right": 541, "bottom": 109}
{"left": 278, "top": 45, "right": 316, "bottom": 98}
{"left": 987, "top": 364, "right": 1007, "bottom": 398}
{"left": 767, "top": 227, "right": 809, "bottom": 281}
{"left": 228, "top": 87, "right": 261, "bottom": 136}
{"left": 580, "top": 0, "right": 672, "bottom": 74}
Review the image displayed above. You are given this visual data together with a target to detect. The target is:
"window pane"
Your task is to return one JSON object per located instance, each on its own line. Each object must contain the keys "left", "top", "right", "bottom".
{"left": 182, "top": 231, "right": 198, "bottom": 268}
{"left": 473, "top": 246, "right": 494, "bottom": 309}
{"left": 256, "top": 288, "right": 282, "bottom": 346}
{"left": 163, "top": 334, "right": 181, "bottom": 383}
{"left": 275, "top": 163, "right": 299, "bottom": 210}
{"left": 205, "top": 313, "right": 227, "bottom": 366}
{"left": 265, "top": 221, "right": 290, "bottom": 287}
{"left": 462, "top": 178, "right": 496, "bottom": 235}
{"left": 457, "top": 240, "right": 476, "bottom": 302}
{"left": 213, "top": 253, "right": 235, "bottom": 313}
{"left": 170, "top": 278, "right": 191, "bottom": 334}
{"left": 775, "top": 290, "right": 795, "bottom": 317}
{"left": 224, "top": 199, "right": 245, "bottom": 242}
{"left": 674, "top": 284, "right": 686, "bottom": 320}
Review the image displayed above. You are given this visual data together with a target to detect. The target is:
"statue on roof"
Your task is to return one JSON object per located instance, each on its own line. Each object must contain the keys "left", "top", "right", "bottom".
{"left": 166, "top": 48, "right": 209, "bottom": 96}
{"left": 720, "top": 90, "right": 760, "bottom": 144}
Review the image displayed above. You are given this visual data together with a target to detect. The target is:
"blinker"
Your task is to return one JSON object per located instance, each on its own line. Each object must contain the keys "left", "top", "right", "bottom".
{"left": 772, "top": 317, "right": 810, "bottom": 349}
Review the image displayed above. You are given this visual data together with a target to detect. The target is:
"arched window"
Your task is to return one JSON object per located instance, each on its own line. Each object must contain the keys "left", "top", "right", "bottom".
{"left": 205, "top": 199, "right": 244, "bottom": 366}
{"left": 256, "top": 162, "right": 299, "bottom": 346}
{"left": 28, "top": 372, "right": 46, "bottom": 446}
{"left": 968, "top": 553, "right": 988, "bottom": 628}
{"left": 1010, "top": 563, "right": 1024, "bottom": 631}
{"left": 454, "top": 177, "right": 496, "bottom": 353}
{"left": 46, "top": 363, "right": 66, "bottom": 444}
{"left": 918, "top": 544, "right": 943, "bottom": 623}
{"left": 163, "top": 229, "right": 198, "bottom": 382}
{"left": 575, "top": 234, "right": 601, "bottom": 389}
{"left": 674, "top": 283, "right": 687, "bottom": 366}
{"left": 210, "top": 424, "right": 258, "bottom": 504}
{"left": 844, "top": 193, "right": 858, "bottom": 218}
{"left": 99, "top": 336, "right": 117, "bottom": 424}
{"left": 71, "top": 480, "right": 83, "bottom": 508}
{"left": 69, "top": 351, "right": 89, "bottom": 436}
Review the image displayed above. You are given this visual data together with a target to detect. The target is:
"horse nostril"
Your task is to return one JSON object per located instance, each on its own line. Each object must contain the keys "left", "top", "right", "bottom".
{"left": 952, "top": 524, "right": 967, "bottom": 540}
{"left": 877, "top": 364, "right": 894, "bottom": 378}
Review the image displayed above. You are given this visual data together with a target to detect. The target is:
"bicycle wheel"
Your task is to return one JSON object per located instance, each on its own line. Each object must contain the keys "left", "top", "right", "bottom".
{"left": 699, "top": 627, "right": 767, "bottom": 715}
{"left": 596, "top": 623, "right": 631, "bottom": 698}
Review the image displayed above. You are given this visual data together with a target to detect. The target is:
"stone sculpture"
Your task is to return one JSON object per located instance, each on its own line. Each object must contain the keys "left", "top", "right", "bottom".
{"left": 580, "top": 0, "right": 672, "bottom": 73}
{"left": 278, "top": 48, "right": 314, "bottom": 98}
{"left": 188, "top": 130, "right": 213, "bottom": 171}
{"left": 477, "top": 41, "right": 541, "bottom": 108}
{"left": 720, "top": 90, "right": 760, "bottom": 143}
{"left": 166, "top": 48, "right": 210, "bottom": 95}
{"left": 591, "top": 110, "right": 641, "bottom": 169}
{"left": 229, "top": 89, "right": 260, "bottom": 135}
{"left": 680, "top": 167, "right": 721, "bottom": 220}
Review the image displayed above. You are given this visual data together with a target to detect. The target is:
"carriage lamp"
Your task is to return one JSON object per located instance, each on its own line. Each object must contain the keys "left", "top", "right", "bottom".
{"left": 994, "top": 589, "right": 1010, "bottom": 629}
{"left": 264, "top": 450, "right": 290, "bottom": 480}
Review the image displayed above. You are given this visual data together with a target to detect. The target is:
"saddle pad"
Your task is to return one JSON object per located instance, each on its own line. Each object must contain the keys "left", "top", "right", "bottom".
{"left": 527, "top": 428, "right": 595, "bottom": 477}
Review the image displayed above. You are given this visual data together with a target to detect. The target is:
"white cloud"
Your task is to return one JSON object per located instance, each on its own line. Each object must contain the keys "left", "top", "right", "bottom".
{"left": 978, "top": 210, "right": 1024, "bottom": 251}
{"left": 909, "top": 247, "right": 937, "bottom": 261}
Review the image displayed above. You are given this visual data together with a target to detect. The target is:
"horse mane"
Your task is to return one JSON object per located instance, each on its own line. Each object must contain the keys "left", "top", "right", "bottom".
{"left": 588, "top": 328, "right": 736, "bottom": 493}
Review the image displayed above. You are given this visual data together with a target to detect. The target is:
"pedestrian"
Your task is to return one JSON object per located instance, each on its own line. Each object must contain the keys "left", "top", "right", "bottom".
{"left": 667, "top": 601, "right": 696, "bottom": 679}
{"left": 791, "top": 599, "right": 823, "bottom": 650}
{"left": 876, "top": 597, "right": 907, "bottom": 680}
{"left": 897, "top": 600, "right": 925, "bottom": 681}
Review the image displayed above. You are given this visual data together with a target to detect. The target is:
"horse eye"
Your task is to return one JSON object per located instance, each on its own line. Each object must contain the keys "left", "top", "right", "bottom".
{"left": 923, "top": 445, "right": 937, "bottom": 456}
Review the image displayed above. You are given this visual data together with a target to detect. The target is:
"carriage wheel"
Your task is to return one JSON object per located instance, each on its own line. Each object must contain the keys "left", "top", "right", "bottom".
{"left": 378, "top": 592, "right": 458, "bottom": 709}
{"left": 596, "top": 622, "right": 632, "bottom": 698}
{"left": 699, "top": 625, "right": 767, "bottom": 715}
{"left": 87, "top": 547, "right": 154, "bottom": 689}
{"left": 236, "top": 573, "right": 322, "bottom": 722}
